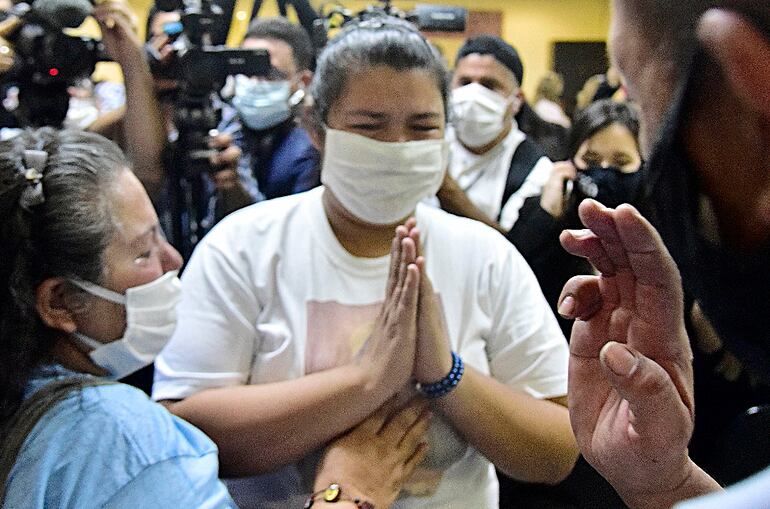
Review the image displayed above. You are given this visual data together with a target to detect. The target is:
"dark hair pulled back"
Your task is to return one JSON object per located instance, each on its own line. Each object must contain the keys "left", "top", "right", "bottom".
{"left": 0, "top": 128, "right": 127, "bottom": 421}
{"left": 309, "top": 16, "right": 449, "bottom": 130}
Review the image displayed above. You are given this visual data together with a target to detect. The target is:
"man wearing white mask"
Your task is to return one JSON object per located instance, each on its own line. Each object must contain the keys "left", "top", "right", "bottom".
{"left": 437, "top": 35, "right": 553, "bottom": 237}
{"left": 209, "top": 17, "right": 320, "bottom": 224}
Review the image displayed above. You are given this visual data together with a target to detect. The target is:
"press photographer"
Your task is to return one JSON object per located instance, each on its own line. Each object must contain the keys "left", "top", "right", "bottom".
{"left": 0, "top": 0, "right": 167, "bottom": 206}
{"left": 212, "top": 16, "right": 319, "bottom": 223}
{"left": 145, "top": 0, "right": 272, "bottom": 259}
{"left": 204, "top": 0, "right": 467, "bottom": 228}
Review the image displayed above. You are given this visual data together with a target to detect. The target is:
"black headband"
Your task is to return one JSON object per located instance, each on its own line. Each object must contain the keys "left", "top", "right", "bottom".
{"left": 457, "top": 35, "right": 523, "bottom": 86}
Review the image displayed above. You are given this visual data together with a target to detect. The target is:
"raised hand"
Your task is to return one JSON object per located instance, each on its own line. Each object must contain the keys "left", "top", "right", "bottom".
{"left": 540, "top": 161, "right": 577, "bottom": 218}
{"left": 314, "top": 400, "right": 430, "bottom": 509}
{"left": 559, "top": 199, "right": 720, "bottom": 507}
{"left": 0, "top": 15, "right": 22, "bottom": 75}
{"left": 355, "top": 225, "right": 420, "bottom": 397}
{"left": 208, "top": 132, "right": 243, "bottom": 190}
{"left": 93, "top": 1, "right": 142, "bottom": 68}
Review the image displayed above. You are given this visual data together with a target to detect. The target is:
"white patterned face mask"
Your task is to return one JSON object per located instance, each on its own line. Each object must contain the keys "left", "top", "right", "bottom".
{"left": 70, "top": 270, "right": 182, "bottom": 379}
{"left": 321, "top": 128, "right": 449, "bottom": 225}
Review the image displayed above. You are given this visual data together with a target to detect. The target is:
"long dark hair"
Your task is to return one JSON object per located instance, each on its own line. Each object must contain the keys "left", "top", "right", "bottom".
{"left": 0, "top": 128, "right": 126, "bottom": 422}
{"left": 567, "top": 99, "right": 640, "bottom": 161}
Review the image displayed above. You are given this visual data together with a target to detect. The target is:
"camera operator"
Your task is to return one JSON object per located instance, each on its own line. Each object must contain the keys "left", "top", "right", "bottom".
{"left": 0, "top": 1, "right": 166, "bottom": 203}
{"left": 211, "top": 16, "right": 320, "bottom": 224}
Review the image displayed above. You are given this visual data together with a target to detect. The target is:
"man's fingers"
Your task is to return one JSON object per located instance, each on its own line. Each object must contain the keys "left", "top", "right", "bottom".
{"left": 599, "top": 342, "right": 692, "bottom": 445}
{"left": 614, "top": 204, "right": 682, "bottom": 292}
{"left": 210, "top": 145, "right": 241, "bottom": 168}
{"left": 578, "top": 199, "right": 632, "bottom": 271}
{"left": 560, "top": 229, "right": 616, "bottom": 275}
{"left": 208, "top": 132, "right": 234, "bottom": 149}
{"left": 94, "top": 1, "right": 139, "bottom": 29}
{"left": 552, "top": 161, "right": 577, "bottom": 179}
{"left": 558, "top": 275, "right": 603, "bottom": 321}
{"left": 0, "top": 16, "right": 22, "bottom": 39}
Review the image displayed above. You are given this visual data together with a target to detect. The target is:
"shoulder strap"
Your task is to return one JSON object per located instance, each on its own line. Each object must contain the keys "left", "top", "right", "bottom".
{"left": 498, "top": 137, "right": 547, "bottom": 220}
{"left": 0, "top": 377, "right": 116, "bottom": 504}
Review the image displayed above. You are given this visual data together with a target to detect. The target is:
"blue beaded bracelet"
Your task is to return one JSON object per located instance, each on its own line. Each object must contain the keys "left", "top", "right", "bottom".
{"left": 416, "top": 352, "right": 464, "bottom": 399}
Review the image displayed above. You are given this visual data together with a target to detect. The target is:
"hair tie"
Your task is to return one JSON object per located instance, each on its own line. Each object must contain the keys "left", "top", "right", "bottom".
{"left": 19, "top": 149, "right": 48, "bottom": 210}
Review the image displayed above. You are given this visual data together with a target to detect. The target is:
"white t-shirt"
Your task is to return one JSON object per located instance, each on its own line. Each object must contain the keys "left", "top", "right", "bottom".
{"left": 448, "top": 126, "right": 553, "bottom": 231}
{"left": 154, "top": 186, "right": 568, "bottom": 509}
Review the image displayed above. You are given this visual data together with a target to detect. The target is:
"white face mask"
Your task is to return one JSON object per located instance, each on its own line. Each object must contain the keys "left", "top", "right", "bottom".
{"left": 321, "top": 128, "right": 448, "bottom": 225}
{"left": 451, "top": 82, "right": 517, "bottom": 148}
{"left": 70, "top": 270, "right": 182, "bottom": 379}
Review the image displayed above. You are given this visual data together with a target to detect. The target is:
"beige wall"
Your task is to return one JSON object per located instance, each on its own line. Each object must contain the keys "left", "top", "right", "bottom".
{"left": 124, "top": 0, "right": 611, "bottom": 97}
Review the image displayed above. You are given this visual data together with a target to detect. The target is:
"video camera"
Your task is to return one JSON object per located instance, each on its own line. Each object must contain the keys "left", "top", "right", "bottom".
{"left": 148, "top": 0, "right": 270, "bottom": 175}
{"left": 0, "top": 0, "right": 108, "bottom": 127}
{"left": 148, "top": 0, "right": 270, "bottom": 259}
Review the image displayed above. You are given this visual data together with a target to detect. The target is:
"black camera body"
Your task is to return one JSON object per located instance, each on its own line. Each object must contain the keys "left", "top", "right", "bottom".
{"left": 12, "top": 23, "right": 103, "bottom": 86}
{"left": 173, "top": 46, "right": 270, "bottom": 176}
{"left": 1, "top": 1, "right": 107, "bottom": 127}
{"left": 149, "top": 0, "right": 271, "bottom": 258}
{"left": 148, "top": 1, "right": 270, "bottom": 176}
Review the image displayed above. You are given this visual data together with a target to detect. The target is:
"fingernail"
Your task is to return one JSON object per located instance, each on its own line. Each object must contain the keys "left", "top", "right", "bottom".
{"left": 558, "top": 295, "right": 576, "bottom": 317}
{"left": 600, "top": 342, "right": 639, "bottom": 377}
{"left": 571, "top": 229, "right": 593, "bottom": 240}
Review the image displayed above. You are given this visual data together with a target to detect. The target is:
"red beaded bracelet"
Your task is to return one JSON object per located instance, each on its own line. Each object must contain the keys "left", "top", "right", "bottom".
{"left": 304, "top": 483, "right": 375, "bottom": 509}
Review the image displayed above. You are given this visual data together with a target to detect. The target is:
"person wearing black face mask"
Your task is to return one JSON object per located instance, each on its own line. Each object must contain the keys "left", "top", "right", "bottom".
{"left": 510, "top": 99, "right": 643, "bottom": 338}
{"left": 557, "top": 1, "right": 770, "bottom": 507}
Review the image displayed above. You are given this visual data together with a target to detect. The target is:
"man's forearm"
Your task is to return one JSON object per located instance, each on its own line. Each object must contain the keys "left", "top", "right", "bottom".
{"left": 120, "top": 52, "right": 167, "bottom": 202}
{"left": 215, "top": 183, "right": 255, "bottom": 221}
{"left": 436, "top": 185, "right": 506, "bottom": 234}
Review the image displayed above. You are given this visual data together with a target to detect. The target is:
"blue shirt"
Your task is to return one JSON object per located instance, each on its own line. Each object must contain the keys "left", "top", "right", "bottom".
{"left": 218, "top": 105, "right": 320, "bottom": 202}
{"left": 3, "top": 366, "right": 235, "bottom": 508}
